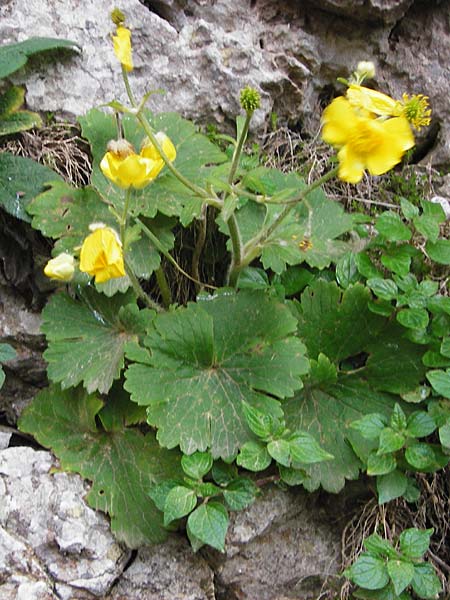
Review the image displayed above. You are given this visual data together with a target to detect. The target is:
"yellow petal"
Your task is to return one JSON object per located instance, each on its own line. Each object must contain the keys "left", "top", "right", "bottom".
{"left": 113, "top": 26, "right": 133, "bottom": 72}
{"left": 346, "top": 84, "right": 400, "bottom": 117}
{"left": 79, "top": 228, "right": 125, "bottom": 283}
{"left": 365, "top": 117, "right": 414, "bottom": 175}
{"left": 337, "top": 145, "right": 365, "bottom": 183}
{"left": 141, "top": 132, "right": 177, "bottom": 162}
{"left": 44, "top": 253, "right": 75, "bottom": 281}
{"left": 321, "top": 97, "right": 357, "bottom": 147}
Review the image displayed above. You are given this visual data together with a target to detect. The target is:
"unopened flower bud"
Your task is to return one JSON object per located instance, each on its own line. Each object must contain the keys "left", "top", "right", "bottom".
{"left": 111, "top": 8, "right": 126, "bottom": 26}
{"left": 240, "top": 86, "right": 261, "bottom": 113}
{"left": 353, "top": 61, "right": 376, "bottom": 84}
{"left": 44, "top": 253, "right": 75, "bottom": 282}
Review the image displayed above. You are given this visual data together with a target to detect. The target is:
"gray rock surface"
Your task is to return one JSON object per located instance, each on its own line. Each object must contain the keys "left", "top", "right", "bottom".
{"left": 0, "top": 0, "right": 449, "bottom": 164}
{"left": 0, "top": 444, "right": 343, "bottom": 600}
{"left": 0, "top": 285, "right": 46, "bottom": 423}
{"left": 209, "top": 486, "right": 341, "bottom": 599}
{"left": 0, "top": 446, "right": 130, "bottom": 598}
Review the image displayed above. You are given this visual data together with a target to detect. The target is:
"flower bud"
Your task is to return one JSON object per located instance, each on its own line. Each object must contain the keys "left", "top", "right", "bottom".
{"left": 111, "top": 8, "right": 126, "bottom": 26}
{"left": 353, "top": 61, "right": 376, "bottom": 84}
{"left": 44, "top": 253, "right": 75, "bottom": 282}
{"left": 240, "top": 86, "right": 261, "bottom": 113}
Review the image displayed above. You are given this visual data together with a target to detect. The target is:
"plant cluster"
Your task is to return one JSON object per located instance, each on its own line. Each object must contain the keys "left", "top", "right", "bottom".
{"left": 0, "top": 12, "right": 448, "bottom": 597}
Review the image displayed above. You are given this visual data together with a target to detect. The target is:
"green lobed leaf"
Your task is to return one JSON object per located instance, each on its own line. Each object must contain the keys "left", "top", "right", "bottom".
{"left": 211, "top": 461, "right": 238, "bottom": 486}
{"left": 347, "top": 553, "right": 390, "bottom": 590}
{"left": 399, "top": 528, "right": 433, "bottom": 559}
{"left": 405, "top": 411, "right": 436, "bottom": 438}
{"left": 404, "top": 443, "right": 439, "bottom": 471}
{"left": 163, "top": 486, "right": 198, "bottom": 526}
{"left": 400, "top": 197, "right": 419, "bottom": 220}
{"left": 236, "top": 441, "right": 272, "bottom": 472}
{"left": 350, "top": 413, "right": 388, "bottom": 440}
{"left": 426, "top": 369, "right": 450, "bottom": 399}
{"left": 0, "top": 37, "right": 80, "bottom": 79}
{"left": 364, "top": 533, "right": 399, "bottom": 559}
{"left": 439, "top": 421, "right": 450, "bottom": 448}
{"left": 377, "top": 470, "right": 408, "bottom": 504}
{"left": 413, "top": 214, "right": 441, "bottom": 243}
{"left": 425, "top": 240, "right": 450, "bottom": 265}
{"left": 367, "top": 452, "right": 397, "bottom": 476}
{"left": 0, "top": 343, "right": 16, "bottom": 363}
{"left": 381, "top": 245, "right": 417, "bottom": 277}
{"left": 0, "top": 154, "right": 63, "bottom": 221}
{"left": 181, "top": 452, "right": 213, "bottom": 480}
{"left": 386, "top": 559, "right": 415, "bottom": 596}
{"left": 125, "top": 290, "right": 308, "bottom": 459}
{"left": 411, "top": 562, "right": 442, "bottom": 599}
{"left": 42, "top": 290, "right": 154, "bottom": 394}
{"left": 267, "top": 439, "right": 291, "bottom": 467}
{"left": 259, "top": 187, "right": 355, "bottom": 273}
{"left": 376, "top": 211, "right": 411, "bottom": 241}
{"left": 18, "top": 385, "right": 182, "bottom": 547}
{"left": 367, "top": 278, "right": 398, "bottom": 301}
{"left": 186, "top": 501, "right": 229, "bottom": 552}
{"left": 223, "top": 478, "right": 258, "bottom": 511}
{"left": 377, "top": 428, "right": 405, "bottom": 454}
{"left": 288, "top": 432, "right": 334, "bottom": 465}
{"left": 396, "top": 308, "right": 429, "bottom": 330}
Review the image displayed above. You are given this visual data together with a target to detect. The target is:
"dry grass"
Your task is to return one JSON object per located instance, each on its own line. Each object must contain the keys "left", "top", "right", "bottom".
{"left": 0, "top": 122, "right": 91, "bottom": 187}
{"left": 340, "top": 468, "right": 450, "bottom": 599}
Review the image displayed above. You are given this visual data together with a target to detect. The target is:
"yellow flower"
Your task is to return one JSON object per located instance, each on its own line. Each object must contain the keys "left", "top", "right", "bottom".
{"left": 113, "top": 25, "right": 133, "bottom": 72}
{"left": 100, "top": 134, "right": 176, "bottom": 189}
{"left": 44, "top": 253, "right": 75, "bottom": 281}
{"left": 79, "top": 227, "right": 125, "bottom": 284}
{"left": 347, "top": 85, "right": 431, "bottom": 131}
{"left": 321, "top": 97, "right": 415, "bottom": 183}
{"left": 346, "top": 84, "right": 402, "bottom": 117}
{"left": 141, "top": 132, "right": 177, "bottom": 162}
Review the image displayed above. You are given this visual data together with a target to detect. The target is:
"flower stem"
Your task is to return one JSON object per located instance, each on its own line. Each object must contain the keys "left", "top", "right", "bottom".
{"left": 224, "top": 111, "right": 253, "bottom": 286}
{"left": 124, "top": 259, "right": 163, "bottom": 312}
{"left": 155, "top": 266, "right": 172, "bottom": 308}
{"left": 121, "top": 65, "right": 219, "bottom": 206}
{"left": 227, "top": 165, "right": 340, "bottom": 283}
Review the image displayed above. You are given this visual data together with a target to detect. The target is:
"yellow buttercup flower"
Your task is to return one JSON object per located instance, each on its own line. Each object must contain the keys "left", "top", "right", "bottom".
{"left": 141, "top": 132, "right": 177, "bottom": 162}
{"left": 113, "top": 25, "right": 133, "bottom": 72}
{"left": 321, "top": 97, "right": 415, "bottom": 183}
{"left": 44, "top": 253, "right": 75, "bottom": 281}
{"left": 79, "top": 227, "right": 125, "bottom": 284}
{"left": 100, "top": 134, "right": 176, "bottom": 189}
{"left": 346, "top": 85, "right": 431, "bottom": 131}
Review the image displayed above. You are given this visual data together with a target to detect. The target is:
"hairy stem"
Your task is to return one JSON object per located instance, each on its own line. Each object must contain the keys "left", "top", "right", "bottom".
{"left": 155, "top": 266, "right": 172, "bottom": 308}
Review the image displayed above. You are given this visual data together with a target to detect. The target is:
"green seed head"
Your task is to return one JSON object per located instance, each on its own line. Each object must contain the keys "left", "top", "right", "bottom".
{"left": 111, "top": 8, "right": 126, "bottom": 26}
{"left": 240, "top": 86, "right": 261, "bottom": 113}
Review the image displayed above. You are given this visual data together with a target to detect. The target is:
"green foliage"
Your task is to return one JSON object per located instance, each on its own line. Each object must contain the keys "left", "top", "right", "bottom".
{"left": 352, "top": 401, "right": 448, "bottom": 503}
{"left": 125, "top": 289, "right": 309, "bottom": 458}
{"left": 0, "top": 154, "right": 63, "bottom": 221}
{"left": 345, "top": 529, "right": 442, "bottom": 599}
{"left": 18, "top": 384, "right": 182, "bottom": 547}
{"left": 0, "top": 343, "right": 16, "bottom": 389}
{"left": 14, "top": 25, "right": 450, "bottom": 570}
{"left": 0, "top": 85, "right": 42, "bottom": 136}
{"left": 0, "top": 37, "right": 80, "bottom": 80}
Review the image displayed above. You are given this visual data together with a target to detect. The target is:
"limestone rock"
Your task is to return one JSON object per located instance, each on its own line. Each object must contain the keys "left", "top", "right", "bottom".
{"left": 1, "top": 0, "right": 449, "bottom": 164}
{"left": 209, "top": 486, "right": 341, "bottom": 600}
{"left": 0, "top": 446, "right": 130, "bottom": 598}
{"left": 0, "top": 285, "right": 46, "bottom": 423}
{"left": 109, "top": 537, "right": 215, "bottom": 600}
{"left": 308, "top": 0, "right": 415, "bottom": 23}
